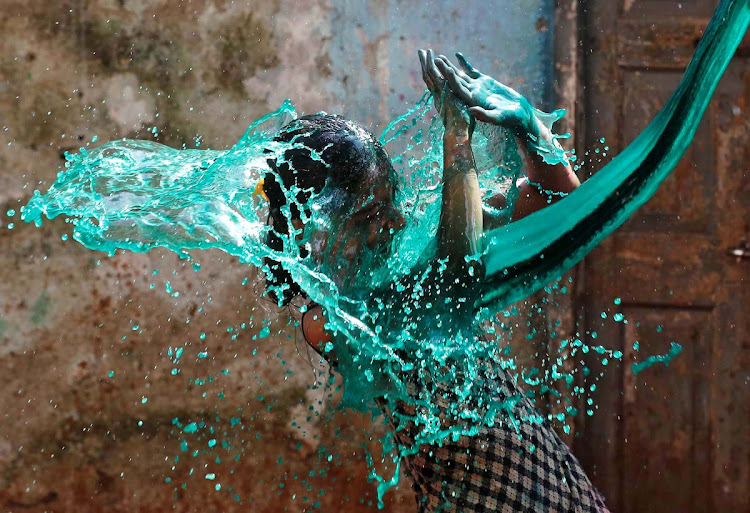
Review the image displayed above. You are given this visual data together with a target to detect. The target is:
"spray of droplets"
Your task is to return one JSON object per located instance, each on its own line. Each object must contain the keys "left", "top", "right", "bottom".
{"left": 15, "top": 0, "right": 749, "bottom": 506}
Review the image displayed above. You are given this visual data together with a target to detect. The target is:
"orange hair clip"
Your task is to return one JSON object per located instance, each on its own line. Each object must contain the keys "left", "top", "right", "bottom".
{"left": 252, "top": 177, "right": 268, "bottom": 200}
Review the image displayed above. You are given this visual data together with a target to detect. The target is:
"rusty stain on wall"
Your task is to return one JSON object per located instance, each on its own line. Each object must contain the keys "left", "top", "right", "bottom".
{"left": 0, "top": 0, "right": 555, "bottom": 511}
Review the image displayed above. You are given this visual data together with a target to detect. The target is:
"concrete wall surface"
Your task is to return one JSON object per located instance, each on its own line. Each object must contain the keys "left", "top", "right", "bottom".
{"left": 0, "top": 1, "right": 554, "bottom": 511}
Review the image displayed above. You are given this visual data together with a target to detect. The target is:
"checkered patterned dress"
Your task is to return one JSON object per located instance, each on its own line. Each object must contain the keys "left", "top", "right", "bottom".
{"left": 381, "top": 364, "right": 610, "bottom": 513}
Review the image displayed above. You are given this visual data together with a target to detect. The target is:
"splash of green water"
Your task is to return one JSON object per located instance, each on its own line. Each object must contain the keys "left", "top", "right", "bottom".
{"left": 632, "top": 342, "right": 683, "bottom": 375}
{"left": 19, "top": 0, "right": 749, "bottom": 506}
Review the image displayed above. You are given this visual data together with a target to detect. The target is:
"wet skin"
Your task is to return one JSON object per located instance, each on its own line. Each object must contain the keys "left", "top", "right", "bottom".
{"left": 302, "top": 49, "right": 581, "bottom": 355}
{"left": 299, "top": 160, "right": 406, "bottom": 293}
{"left": 301, "top": 169, "right": 404, "bottom": 352}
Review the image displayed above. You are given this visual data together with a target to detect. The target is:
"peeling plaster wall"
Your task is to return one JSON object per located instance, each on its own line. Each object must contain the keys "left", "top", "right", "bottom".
{"left": 326, "top": 0, "right": 555, "bottom": 130}
{"left": 0, "top": 1, "right": 553, "bottom": 511}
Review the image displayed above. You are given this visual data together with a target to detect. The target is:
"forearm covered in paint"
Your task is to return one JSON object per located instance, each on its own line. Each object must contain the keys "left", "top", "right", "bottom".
{"left": 512, "top": 118, "right": 580, "bottom": 220}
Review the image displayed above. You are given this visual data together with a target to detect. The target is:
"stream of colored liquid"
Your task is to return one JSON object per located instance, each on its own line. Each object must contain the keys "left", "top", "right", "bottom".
{"left": 18, "top": 0, "right": 750, "bottom": 507}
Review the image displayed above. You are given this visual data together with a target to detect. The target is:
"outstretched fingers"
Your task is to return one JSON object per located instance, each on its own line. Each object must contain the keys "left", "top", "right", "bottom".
{"left": 426, "top": 49, "right": 445, "bottom": 92}
{"left": 419, "top": 49, "right": 445, "bottom": 98}
{"left": 437, "top": 55, "right": 469, "bottom": 82}
{"left": 435, "top": 58, "right": 471, "bottom": 101}
{"left": 455, "top": 52, "right": 481, "bottom": 79}
{"left": 418, "top": 49, "right": 433, "bottom": 90}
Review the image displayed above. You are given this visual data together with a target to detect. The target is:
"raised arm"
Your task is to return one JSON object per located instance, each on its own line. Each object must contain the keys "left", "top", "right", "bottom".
{"left": 419, "top": 49, "right": 484, "bottom": 280}
{"left": 514, "top": 122, "right": 580, "bottom": 220}
{"left": 434, "top": 53, "right": 579, "bottom": 224}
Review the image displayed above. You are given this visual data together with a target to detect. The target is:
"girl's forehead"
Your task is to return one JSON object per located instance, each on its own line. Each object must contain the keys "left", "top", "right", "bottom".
{"left": 358, "top": 167, "right": 395, "bottom": 197}
{"left": 318, "top": 170, "right": 392, "bottom": 211}
{"left": 365, "top": 159, "right": 396, "bottom": 187}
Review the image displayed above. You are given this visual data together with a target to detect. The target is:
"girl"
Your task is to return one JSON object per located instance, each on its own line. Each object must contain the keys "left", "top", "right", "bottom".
{"left": 262, "top": 50, "right": 607, "bottom": 512}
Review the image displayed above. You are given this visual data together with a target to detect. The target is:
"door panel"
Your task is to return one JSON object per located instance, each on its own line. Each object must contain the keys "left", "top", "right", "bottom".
{"left": 622, "top": 307, "right": 712, "bottom": 513}
{"left": 620, "top": 71, "right": 715, "bottom": 234}
{"left": 577, "top": 1, "right": 750, "bottom": 511}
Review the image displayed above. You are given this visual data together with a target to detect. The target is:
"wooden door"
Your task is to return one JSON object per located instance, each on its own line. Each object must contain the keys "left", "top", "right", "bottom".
{"left": 575, "top": 1, "right": 750, "bottom": 512}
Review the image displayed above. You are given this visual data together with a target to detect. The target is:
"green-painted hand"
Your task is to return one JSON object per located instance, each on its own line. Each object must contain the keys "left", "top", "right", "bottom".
{"left": 435, "top": 53, "right": 534, "bottom": 134}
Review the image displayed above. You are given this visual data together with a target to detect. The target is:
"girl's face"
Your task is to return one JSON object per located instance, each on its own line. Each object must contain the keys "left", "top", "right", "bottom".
{"left": 302, "top": 162, "right": 406, "bottom": 293}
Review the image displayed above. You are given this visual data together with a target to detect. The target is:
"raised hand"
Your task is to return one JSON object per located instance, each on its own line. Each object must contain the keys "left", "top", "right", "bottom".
{"left": 418, "top": 49, "right": 444, "bottom": 111}
{"left": 434, "top": 52, "right": 534, "bottom": 134}
{"left": 418, "top": 50, "right": 483, "bottom": 280}
{"left": 418, "top": 49, "right": 474, "bottom": 137}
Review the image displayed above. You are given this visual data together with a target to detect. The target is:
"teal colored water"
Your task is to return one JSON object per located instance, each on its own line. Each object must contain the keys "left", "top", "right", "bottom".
{"left": 19, "top": 0, "right": 750, "bottom": 506}
{"left": 631, "top": 342, "right": 683, "bottom": 376}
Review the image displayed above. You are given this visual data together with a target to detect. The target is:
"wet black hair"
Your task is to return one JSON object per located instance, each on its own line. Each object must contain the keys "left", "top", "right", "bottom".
{"left": 264, "top": 113, "right": 392, "bottom": 306}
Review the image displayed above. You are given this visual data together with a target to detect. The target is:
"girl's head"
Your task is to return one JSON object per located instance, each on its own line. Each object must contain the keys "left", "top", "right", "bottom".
{"left": 264, "top": 114, "right": 405, "bottom": 305}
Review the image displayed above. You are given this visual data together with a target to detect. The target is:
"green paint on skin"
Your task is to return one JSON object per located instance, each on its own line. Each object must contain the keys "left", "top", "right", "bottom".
{"left": 29, "top": 291, "right": 50, "bottom": 325}
{"left": 18, "top": 0, "right": 748, "bottom": 506}
{"left": 0, "top": 316, "right": 6, "bottom": 339}
{"left": 631, "top": 342, "right": 683, "bottom": 375}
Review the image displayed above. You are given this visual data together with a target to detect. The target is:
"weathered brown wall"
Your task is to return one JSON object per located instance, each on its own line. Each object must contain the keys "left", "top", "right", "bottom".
{"left": 0, "top": 1, "right": 555, "bottom": 511}
{"left": 0, "top": 2, "right": 414, "bottom": 509}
